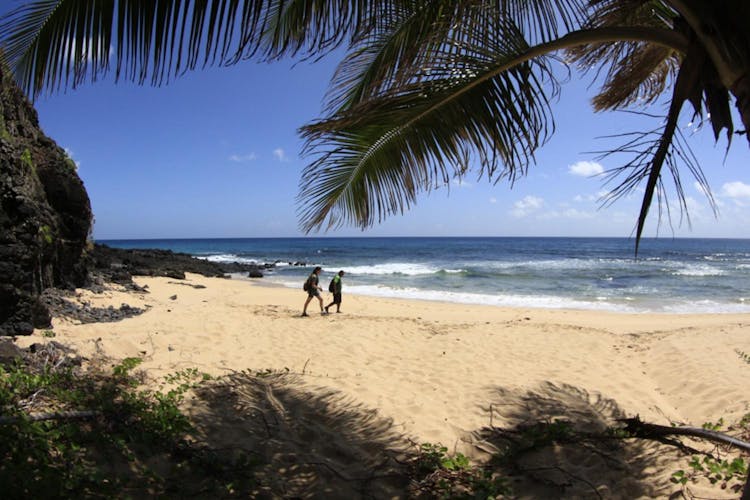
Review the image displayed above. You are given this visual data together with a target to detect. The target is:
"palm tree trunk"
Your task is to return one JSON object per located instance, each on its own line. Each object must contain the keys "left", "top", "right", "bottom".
{"left": 732, "top": 73, "right": 750, "bottom": 145}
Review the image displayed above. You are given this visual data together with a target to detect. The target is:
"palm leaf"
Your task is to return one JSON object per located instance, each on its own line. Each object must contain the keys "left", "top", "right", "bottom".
{"left": 298, "top": 0, "right": 689, "bottom": 233}
{"left": 589, "top": 44, "right": 679, "bottom": 110}
{"left": 322, "top": 0, "right": 590, "bottom": 113}
{"left": 262, "top": 0, "right": 590, "bottom": 63}
{"left": 298, "top": 20, "right": 558, "bottom": 232}
{"left": 567, "top": 0, "right": 680, "bottom": 110}
{"left": 597, "top": 39, "right": 719, "bottom": 254}
{"left": 324, "top": 2, "right": 494, "bottom": 114}
{"left": 0, "top": 0, "right": 268, "bottom": 97}
{"left": 260, "top": 0, "right": 390, "bottom": 60}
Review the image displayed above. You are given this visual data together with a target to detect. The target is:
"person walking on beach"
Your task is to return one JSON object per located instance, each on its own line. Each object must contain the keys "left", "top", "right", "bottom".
{"left": 325, "top": 270, "right": 345, "bottom": 314}
{"left": 302, "top": 266, "right": 325, "bottom": 317}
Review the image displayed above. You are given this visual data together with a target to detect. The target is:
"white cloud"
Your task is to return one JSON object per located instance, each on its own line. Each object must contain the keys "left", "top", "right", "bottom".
{"left": 452, "top": 178, "right": 472, "bottom": 188}
{"left": 273, "top": 148, "right": 288, "bottom": 162}
{"left": 229, "top": 153, "right": 257, "bottom": 163}
{"left": 568, "top": 161, "right": 604, "bottom": 177}
{"left": 510, "top": 195, "right": 544, "bottom": 217}
{"left": 575, "top": 193, "right": 597, "bottom": 203}
{"left": 489, "top": 197, "right": 497, "bottom": 204}
{"left": 683, "top": 196, "right": 706, "bottom": 214}
{"left": 562, "top": 208, "right": 595, "bottom": 219}
{"left": 722, "top": 181, "right": 750, "bottom": 198}
{"left": 693, "top": 181, "right": 711, "bottom": 197}
{"left": 574, "top": 190, "right": 611, "bottom": 203}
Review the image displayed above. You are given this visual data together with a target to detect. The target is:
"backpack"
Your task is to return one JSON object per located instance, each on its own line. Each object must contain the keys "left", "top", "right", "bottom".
{"left": 328, "top": 278, "right": 336, "bottom": 293}
{"left": 303, "top": 279, "right": 310, "bottom": 292}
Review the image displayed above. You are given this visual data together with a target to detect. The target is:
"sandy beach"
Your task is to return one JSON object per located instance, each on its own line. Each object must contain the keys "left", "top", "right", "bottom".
{"left": 17, "top": 273, "right": 750, "bottom": 498}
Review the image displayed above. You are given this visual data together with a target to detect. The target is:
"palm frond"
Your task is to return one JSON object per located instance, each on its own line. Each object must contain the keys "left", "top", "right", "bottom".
{"left": 0, "top": 0, "right": 268, "bottom": 97}
{"left": 586, "top": 0, "right": 676, "bottom": 27}
{"left": 323, "top": 0, "right": 590, "bottom": 112}
{"left": 297, "top": 24, "right": 559, "bottom": 232}
{"left": 597, "top": 123, "right": 715, "bottom": 241}
{"left": 496, "top": 0, "right": 589, "bottom": 45}
{"left": 591, "top": 44, "right": 679, "bottom": 109}
{"left": 595, "top": 38, "right": 720, "bottom": 254}
{"left": 567, "top": 0, "right": 680, "bottom": 110}
{"left": 260, "top": 0, "right": 396, "bottom": 61}
{"left": 263, "top": 0, "right": 590, "bottom": 63}
{"left": 322, "top": 2, "right": 442, "bottom": 113}
{"left": 297, "top": 0, "right": 696, "bottom": 234}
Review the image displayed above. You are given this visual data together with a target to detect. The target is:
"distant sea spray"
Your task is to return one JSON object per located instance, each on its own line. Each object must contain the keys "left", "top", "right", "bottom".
{"left": 99, "top": 237, "right": 750, "bottom": 314}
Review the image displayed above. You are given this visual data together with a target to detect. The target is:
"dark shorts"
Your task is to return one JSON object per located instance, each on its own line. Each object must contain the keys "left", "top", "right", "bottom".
{"left": 332, "top": 293, "right": 342, "bottom": 304}
{"left": 308, "top": 289, "right": 321, "bottom": 298}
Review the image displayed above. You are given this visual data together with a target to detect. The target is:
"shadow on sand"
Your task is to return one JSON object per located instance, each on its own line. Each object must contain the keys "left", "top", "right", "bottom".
{"left": 186, "top": 375, "right": 689, "bottom": 498}
{"left": 188, "top": 371, "right": 413, "bottom": 498}
{"left": 466, "top": 382, "right": 685, "bottom": 499}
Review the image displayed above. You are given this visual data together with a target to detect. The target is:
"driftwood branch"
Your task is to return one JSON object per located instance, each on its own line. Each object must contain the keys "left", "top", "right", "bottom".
{"left": 618, "top": 416, "right": 750, "bottom": 453}
{"left": 621, "top": 417, "right": 750, "bottom": 499}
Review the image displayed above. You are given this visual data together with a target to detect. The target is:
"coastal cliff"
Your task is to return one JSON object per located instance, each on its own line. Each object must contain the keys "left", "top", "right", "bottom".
{"left": 0, "top": 55, "right": 266, "bottom": 335}
{"left": 0, "top": 61, "right": 93, "bottom": 335}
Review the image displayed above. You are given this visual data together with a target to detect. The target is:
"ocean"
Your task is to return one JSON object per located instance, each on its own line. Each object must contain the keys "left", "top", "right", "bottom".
{"left": 98, "top": 237, "right": 750, "bottom": 314}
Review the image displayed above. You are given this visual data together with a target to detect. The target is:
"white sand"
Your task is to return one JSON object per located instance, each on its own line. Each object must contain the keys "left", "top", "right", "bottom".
{"left": 18, "top": 274, "right": 750, "bottom": 498}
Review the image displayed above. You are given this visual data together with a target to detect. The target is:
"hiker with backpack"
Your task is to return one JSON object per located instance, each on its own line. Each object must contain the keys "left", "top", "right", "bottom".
{"left": 325, "top": 270, "right": 345, "bottom": 314}
{"left": 302, "top": 266, "right": 325, "bottom": 317}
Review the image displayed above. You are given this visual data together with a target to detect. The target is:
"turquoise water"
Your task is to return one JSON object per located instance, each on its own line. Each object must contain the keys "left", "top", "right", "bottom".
{"left": 99, "top": 237, "right": 750, "bottom": 313}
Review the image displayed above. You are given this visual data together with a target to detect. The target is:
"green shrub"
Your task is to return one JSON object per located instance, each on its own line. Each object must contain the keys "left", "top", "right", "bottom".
{"left": 411, "top": 442, "right": 511, "bottom": 498}
{"left": 20, "top": 148, "right": 33, "bottom": 169}
{"left": 0, "top": 354, "right": 254, "bottom": 497}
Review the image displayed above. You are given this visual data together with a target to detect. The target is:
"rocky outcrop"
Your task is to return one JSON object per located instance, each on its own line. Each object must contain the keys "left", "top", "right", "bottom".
{"left": 0, "top": 60, "right": 280, "bottom": 335}
{"left": 88, "top": 244, "right": 260, "bottom": 284}
{"left": 0, "top": 61, "right": 93, "bottom": 336}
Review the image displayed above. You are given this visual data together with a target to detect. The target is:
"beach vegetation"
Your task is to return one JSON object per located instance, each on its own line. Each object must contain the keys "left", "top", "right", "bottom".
{"left": 38, "top": 224, "right": 53, "bottom": 245}
{"left": 416, "top": 443, "right": 471, "bottom": 474}
{"left": 1, "top": 1, "right": 748, "bottom": 252}
{"left": 410, "top": 442, "right": 511, "bottom": 498}
{"left": 518, "top": 418, "right": 575, "bottom": 448}
{"left": 702, "top": 417, "right": 725, "bottom": 432}
{"left": 20, "top": 147, "right": 33, "bottom": 171}
{"left": 671, "top": 456, "right": 747, "bottom": 491}
{"left": 668, "top": 413, "right": 750, "bottom": 495}
{"left": 0, "top": 348, "right": 258, "bottom": 498}
{"left": 736, "top": 349, "right": 750, "bottom": 365}
{"left": 63, "top": 154, "right": 77, "bottom": 172}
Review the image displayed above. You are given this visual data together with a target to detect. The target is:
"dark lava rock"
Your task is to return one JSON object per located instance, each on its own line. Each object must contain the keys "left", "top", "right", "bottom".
{"left": 0, "top": 338, "right": 24, "bottom": 366}
{"left": 40, "top": 288, "right": 147, "bottom": 324}
{"left": 0, "top": 61, "right": 92, "bottom": 336}
{"left": 88, "top": 244, "right": 261, "bottom": 284}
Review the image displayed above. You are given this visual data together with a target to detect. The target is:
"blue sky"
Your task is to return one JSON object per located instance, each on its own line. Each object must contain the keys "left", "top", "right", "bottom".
{"left": 29, "top": 48, "right": 750, "bottom": 240}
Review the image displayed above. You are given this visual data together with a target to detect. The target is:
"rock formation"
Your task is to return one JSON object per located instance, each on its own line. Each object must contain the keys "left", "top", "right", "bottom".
{"left": 0, "top": 59, "right": 269, "bottom": 336}
{"left": 0, "top": 61, "right": 93, "bottom": 335}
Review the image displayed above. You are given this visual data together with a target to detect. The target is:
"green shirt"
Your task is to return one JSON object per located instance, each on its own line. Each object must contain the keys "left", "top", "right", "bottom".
{"left": 332, "top": 275, "right": 342, "bottom": 293}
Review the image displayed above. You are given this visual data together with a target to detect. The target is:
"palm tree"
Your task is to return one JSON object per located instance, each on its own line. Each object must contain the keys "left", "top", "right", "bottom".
{"left": 0, "top": 1, "right": 748, "bottom": 252}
